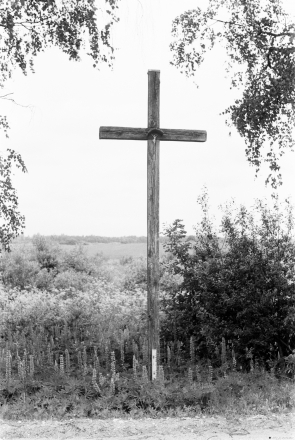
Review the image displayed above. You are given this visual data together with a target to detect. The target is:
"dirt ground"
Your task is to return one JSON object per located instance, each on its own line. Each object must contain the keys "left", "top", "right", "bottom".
{"left": 0, "top": 413, "right": 294, "bottom": 440}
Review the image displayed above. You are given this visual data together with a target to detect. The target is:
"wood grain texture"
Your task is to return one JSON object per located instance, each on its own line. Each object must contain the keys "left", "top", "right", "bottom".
{"left": 147, "top": 136, "right": 160, "bottom": 380}
{"left": 99, "top": 126, "right": 207, "bottom": 142}
{"left": 147, "top": 71, "right": 160, "bottom": 381}
{"left": 148, "top": 70, "right": 160, "bottom": 128}
{"left": 99, "top": 69, "right": 207, "bottom": 381}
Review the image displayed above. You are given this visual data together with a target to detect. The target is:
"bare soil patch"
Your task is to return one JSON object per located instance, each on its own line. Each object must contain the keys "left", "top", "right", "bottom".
{"left": 1, "top": 413, "right": 294, "bottom": 440}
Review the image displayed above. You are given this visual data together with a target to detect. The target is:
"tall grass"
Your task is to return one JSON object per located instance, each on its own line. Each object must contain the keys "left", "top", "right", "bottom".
{"left": 0, "top": 235, "right": 294, "bottom": 420}
{"left": 0, "top": 309, "right": 294, "bottom": 420}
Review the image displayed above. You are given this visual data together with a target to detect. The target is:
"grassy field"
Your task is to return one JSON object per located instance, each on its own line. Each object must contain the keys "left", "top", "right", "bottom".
{"left": 60, "top": 242, "right": 166, "bottom": 259}
{"left": 12, "top": 240, "right": 166, "bottom": 260}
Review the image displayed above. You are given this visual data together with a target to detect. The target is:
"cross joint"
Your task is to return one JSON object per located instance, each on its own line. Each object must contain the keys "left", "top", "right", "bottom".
{"left": 148, "top": 128, "right": 164, "bottom": 145}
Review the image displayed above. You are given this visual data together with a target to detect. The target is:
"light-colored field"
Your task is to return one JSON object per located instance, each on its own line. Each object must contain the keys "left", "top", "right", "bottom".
{"left": 59, "top": 242, "right": 166, "bottom": 259}
{"left": 11, "top": 237, "right": 168, "bottom": 259}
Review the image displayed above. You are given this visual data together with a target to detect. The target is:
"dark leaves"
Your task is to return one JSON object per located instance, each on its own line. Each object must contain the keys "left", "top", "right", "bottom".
{"left": 161, "top": 190, "right": 295, "bottom": 362}
{"left": 0, "top": 0, "right": 120, "bottom": 251}
{"left": 0, "top": 0, "right": 120, "bottom": 86}
{"left": 0, "top": 149, "right": 27, "bottom": 252}
{"left": 170, "top": 0, "right": 295, "bottom": 187}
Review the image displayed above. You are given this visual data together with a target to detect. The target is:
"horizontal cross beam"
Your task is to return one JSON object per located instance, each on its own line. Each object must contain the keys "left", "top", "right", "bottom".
{"left": 99, "top": 126, "right": 207, "bottom": 143}
{"left": 99, "top": 70, "right": 207, "bottom": 381}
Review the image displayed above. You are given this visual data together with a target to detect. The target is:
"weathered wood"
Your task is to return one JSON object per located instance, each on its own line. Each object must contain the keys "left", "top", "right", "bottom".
{"left": 99, "top": 127, "right": 207, "bottom": 142}
{"left": 147, "top": 70, "right": 160, "bottom": 381}
{"left": 148, "top": 70, "right": 160, "bottom": 128}
{"left": 99, "top": 69, "right": 207, "bottom": 382}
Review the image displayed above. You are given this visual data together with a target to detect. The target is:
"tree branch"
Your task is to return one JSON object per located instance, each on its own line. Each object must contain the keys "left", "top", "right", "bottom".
{"left": 262, "top": 31, "right": 295, "bottom": 38}
{"left": 213, "top": 18, "right": 295, "bottom": 39}
{"left": 0, "top": 93, "right": 30, "bottom": 108}
{"left": 0, "top": 93, "right": 14, "bottom": 99}
{"left": 269, "top": 46, "right": 295, "bottom": 53}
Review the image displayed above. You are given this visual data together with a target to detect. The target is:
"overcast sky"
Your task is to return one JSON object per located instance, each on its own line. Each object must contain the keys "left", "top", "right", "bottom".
{"left": 1, "top": 0, "right": 295, "bottom": 237}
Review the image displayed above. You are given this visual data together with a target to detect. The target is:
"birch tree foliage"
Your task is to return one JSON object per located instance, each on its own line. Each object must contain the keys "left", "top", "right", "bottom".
{"left": 0, "top": 0, "right": 120, "bottom": 250}
{"left": 0, "top": 150, "right": 27, "bottom": 252}
{"left": 170, "top": 0, "right": 295, "bottom": 187}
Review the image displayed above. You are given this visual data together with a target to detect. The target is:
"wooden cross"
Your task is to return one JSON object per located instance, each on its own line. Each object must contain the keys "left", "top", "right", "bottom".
{"left": 99, "top": 70, "right": 207, "bottom": 380}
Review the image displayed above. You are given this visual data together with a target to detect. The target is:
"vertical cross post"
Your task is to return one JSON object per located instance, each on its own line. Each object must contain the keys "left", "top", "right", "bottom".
{"left": 99, "top": 70, "right": 207, "bottom": 381}
{"left": 147, "top": 70, "right": 160, "bottom": 381}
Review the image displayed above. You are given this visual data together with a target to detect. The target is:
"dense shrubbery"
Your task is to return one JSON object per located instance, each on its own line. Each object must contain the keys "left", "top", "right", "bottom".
{"left": 0, "top": 194, "right": 295, "bottom": 419}
{"left": 161, "top": 192, "right": 295, "bottom": 367}
{"left": 0, "top": 236, "right": 148, "bottom": 351}
{"left": 0, "top": 236, "right": 109, "bottom": 291}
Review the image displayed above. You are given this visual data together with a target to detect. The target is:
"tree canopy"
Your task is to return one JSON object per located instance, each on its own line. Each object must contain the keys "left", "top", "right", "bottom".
{"left": 0, "top": 0, "right": 119, "bottom": 86}
{"left": 0, "top": 0, "right": 120, "bottom": 250}
{"left": 170, "top": 0, "right": 295, "bottom": 187}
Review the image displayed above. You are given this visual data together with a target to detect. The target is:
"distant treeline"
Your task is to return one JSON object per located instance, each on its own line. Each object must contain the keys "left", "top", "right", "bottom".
{"left": 14, "top": 234, "right": 197, "bottom": 245}
{"left": 49, "top": 235, "right": 149, "bottom": 245}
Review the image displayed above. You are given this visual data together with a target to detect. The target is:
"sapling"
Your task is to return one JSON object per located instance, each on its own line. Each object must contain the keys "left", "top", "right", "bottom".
{"left": 110, "top": 350, "right": 116, "bottom": 376}
{"left": 92, "top": 368, "right": 102, "bottom": 394}
{"left": 232, "top": 349, "right": 237, "bottom": 372}
{"left": 65, "top": 348, "right": 70, "bottom": 374}
{"left": 190, "top": 336, "right": 195, "bottom": 364}
{"left": 132, "top": 355, "right": 138, "bottom": 380}
{"left": 158, "top": 365, "right": 165, "bottom": 383}
{"left": 59, "top": 354, "right": 64, "bottom": 375}
{"left": 77, "top": 351, "right": 82, "bottom": 370}
{"left": 188, "top": 367, "right": 193, "bottom": 384}
{"left": 29, "top": 354, "right": 34, "bottom": 377}
{"left": 142, "top": 365, "right": 148, "bottom": 383}
{"left": 82, "top": 345, "right": 87, "bottom": 365}
{"left": 196, "top": 364, "right": 202, "bottom": 383}
{"left": 5, "top": 349, "right": 12, "bottom": 385}
{"left": 167, "top": 345, "right": 171, "bottom": 368}
{"left": 110, "top": 376, "right": 115, "bottom": 395}
{"left": 208, "top": 362, "right": 213, "bottom": 383}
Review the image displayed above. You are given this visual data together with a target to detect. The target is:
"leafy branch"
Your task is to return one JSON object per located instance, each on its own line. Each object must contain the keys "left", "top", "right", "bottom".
{"left": 0, "top": 0, "right": 121, "bottom": 251}
{"left": 170, "top": 0, "right": 295, "bottom": 187}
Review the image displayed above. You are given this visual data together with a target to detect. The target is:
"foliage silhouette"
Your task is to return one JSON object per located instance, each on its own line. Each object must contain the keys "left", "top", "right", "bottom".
{"left": 170, "top": 0, "right": 295, "bottom": 187}
{"left": 161, "top": 189, "right": 295, "bottom": 364}
{"left": 0, "top": 0, "right": 120, "bottom": 250}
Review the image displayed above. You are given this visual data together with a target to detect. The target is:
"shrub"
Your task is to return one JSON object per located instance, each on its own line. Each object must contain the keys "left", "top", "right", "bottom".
{"left": 35, "top": 268, "right": 56, "bottom": 291}
{"left": 0, "top": 247, "right": 39, "bottom": 289}
{"left": 122, "top": 257, "right": 147, "bottom": 290}
{"left": 0, "top": 281, "right": 147, "bottom": 342}
{"left": 52, "top": 270, "right": 94, "bottom": 292}
{"left": 32, "top": 235, "right": 60, "bottom": 272}
{"left": 0, "top": 237, "right": 110, "bottom": 292}
{"left": 161, "top": 191, "right": 295, "bottom": 365}
{"left": 60, "top": 244, "right": 94, "bottom": 275}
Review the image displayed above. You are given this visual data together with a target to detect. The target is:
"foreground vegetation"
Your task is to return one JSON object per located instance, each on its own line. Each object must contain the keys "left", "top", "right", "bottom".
{"left": 0, "top": 192, "right": 295, "bottom": 419}
{"left": 1, "top": 325, "right": 294, "bottom": 420}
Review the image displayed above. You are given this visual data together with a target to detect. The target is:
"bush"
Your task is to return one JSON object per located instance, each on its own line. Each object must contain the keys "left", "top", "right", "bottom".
{"left": 122, "top": 257, "right": 147, "bottom": 290}
{"left": 0, "top": 237, "right": 110, "bottom": 291}
{"left": 52, "top": 270, "right": 94, "bottom": 292}
{"left": 1, "top": 208, "right": 295, "bottom": 420}
{"left": 60, "top": 244, "right": 94, "bottom": 274}
{"left": 32, "top": 235, "right": 60, "bottom": 272}
{"left": 161, "top": 191, "right": 295, "bottom": 365}
{"left": 0, "top": 247, "right": 39, "bottom": 289}
{"left": 0, "top": 281, "right": 147, "bottom": 343}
